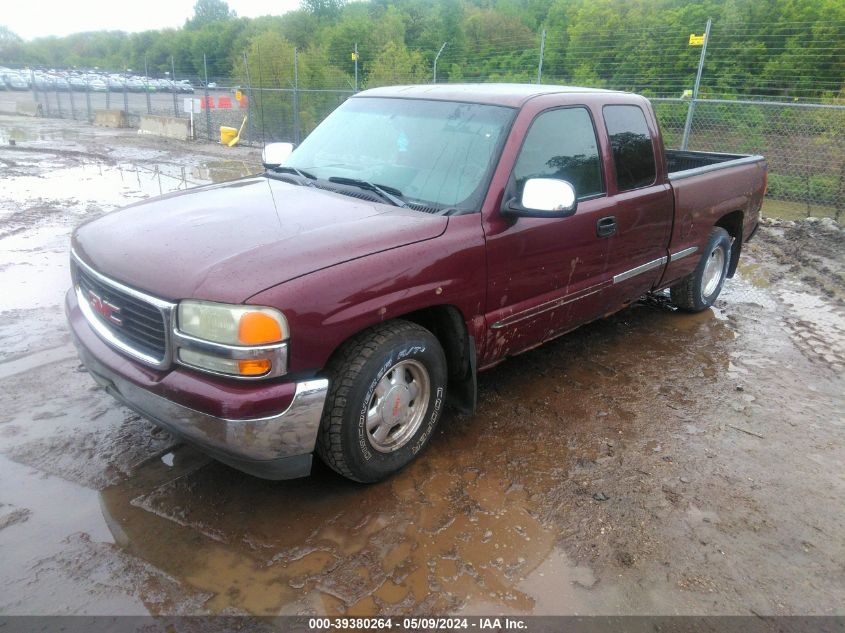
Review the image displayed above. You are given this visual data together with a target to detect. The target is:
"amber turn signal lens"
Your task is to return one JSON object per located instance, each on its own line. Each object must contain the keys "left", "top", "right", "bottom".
{"left": 238, "top": 359, "right": 272, "bottom": 375}
{"left": 238, "top": 312, "right": 283, "bottom": 345}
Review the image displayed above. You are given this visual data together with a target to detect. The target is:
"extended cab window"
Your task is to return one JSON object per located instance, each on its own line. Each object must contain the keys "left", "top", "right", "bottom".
{"left": 603, "top": 105, "right": 656, "bottom": 191}
{"left": 512, "top": 107, "right": 604, "bottom": 200}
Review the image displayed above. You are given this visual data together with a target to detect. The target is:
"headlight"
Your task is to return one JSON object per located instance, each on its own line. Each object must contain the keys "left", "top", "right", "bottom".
{"left": 175, "top": 301, "right": 289, "bottom": 378}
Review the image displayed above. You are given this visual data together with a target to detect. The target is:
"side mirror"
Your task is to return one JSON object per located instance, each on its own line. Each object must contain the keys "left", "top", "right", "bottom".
{"left": 503, "top": 178, "right": 578, "bottom": 218}
{"left": 262, "top": 142, "right": 294, "bottom": 169}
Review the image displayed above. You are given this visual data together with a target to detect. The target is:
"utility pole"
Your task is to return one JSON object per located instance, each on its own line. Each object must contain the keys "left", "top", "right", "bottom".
{"left": 537, "top": 29, "right": 546, "bottom": 84}
{"left": 353, "top": 42, "right": 359, "bottom": 93}
{"left": 433, "top": 42, "right": 447, "bottom": 84}
{"left": 681, "top": 18, "right": 711, "bottom": 151}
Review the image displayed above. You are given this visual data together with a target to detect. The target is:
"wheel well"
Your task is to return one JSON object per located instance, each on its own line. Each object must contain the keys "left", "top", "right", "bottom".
{"left": 400, "top": 305, "right": 477, "bottom": 415}
{"left": 716, "top": 210, "right": 743, "bottom": 278}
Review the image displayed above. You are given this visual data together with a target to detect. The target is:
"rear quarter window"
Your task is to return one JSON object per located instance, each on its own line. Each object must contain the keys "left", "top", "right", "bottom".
{"left": 602, "top": 105, "right": 656, "bottom": 191}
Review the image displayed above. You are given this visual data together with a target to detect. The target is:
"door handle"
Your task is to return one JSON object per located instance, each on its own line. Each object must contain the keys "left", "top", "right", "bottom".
{"left": 596, "top": 216, "right": 617, "bottom": 237}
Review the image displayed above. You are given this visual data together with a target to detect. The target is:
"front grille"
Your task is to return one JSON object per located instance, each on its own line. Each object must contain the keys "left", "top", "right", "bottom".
{"left": 72, "top": 260, "right": 168, "bottom": 362}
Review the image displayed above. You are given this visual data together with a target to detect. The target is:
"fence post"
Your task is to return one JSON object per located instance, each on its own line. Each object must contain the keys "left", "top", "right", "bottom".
{"left": 40, "top": 78, "right": 49, "bottom": 116}
{"left": 85, "top": 77, "right": 92, "bottom": 121}
{"left": 171, "top": 56, "right": 179, "bottom": 117}
{"left": 55, "top": 85, "right": 62, "bottom": 118}
{"left": 204, "top": 54, "right": 212, "bottom": 141}
{"left": 354, "top": 42, "right": 358, "bottom": 92}
{"left": 256, "top": 43, "right": 266, "bottom": 146}
{"left": 537, "top": 29, "right": 546, "bottom": 84}
{"left": 69, "top": 83, "right": 76, "bottom": 120}
{"left": 293, "top": 47, "right": 300, "bottom": 144}
{"left": 243, "top": 51, "right": 253, "bottom": 146}
{"left": 681, "top": 18, "right": 711, "bottom": 151}
{"left": 144, "top": 55, "right": 152, "bottom": 115}
{"left": 29, "top": 69, "right": 37, "bottom": 102}
{"left": 123, "top": 78, "right": 129, "bottom": 114}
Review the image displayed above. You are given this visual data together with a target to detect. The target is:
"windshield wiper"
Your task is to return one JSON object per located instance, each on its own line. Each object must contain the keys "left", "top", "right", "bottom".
{"left": 267, "top": 166, "right": 317, "bottom": 183}
{"left": 328, "top": 177, "right": 408, "bottom": 208}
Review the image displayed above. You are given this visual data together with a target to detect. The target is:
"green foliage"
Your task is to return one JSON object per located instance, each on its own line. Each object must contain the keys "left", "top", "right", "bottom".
{"left": 1, "top": 0, "right": 842, "bottom": 100}
{"left": 0, "top": 26, "right": 24, "bottom": 64}
{"left": 186, "top": 0, "right": 236, "bottom": 30}
{"left": 365, "top": 41, "right": 428, "bottom": 87}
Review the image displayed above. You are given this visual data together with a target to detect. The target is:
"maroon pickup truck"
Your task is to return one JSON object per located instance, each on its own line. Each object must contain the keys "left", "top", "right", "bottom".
{"left": 66, "top": 84, "right": 766, "bottom": 482}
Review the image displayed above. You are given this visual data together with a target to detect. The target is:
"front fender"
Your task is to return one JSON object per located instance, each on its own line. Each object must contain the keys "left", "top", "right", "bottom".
{"left": 247, "top": 214, "right": 488, "bottom": 375}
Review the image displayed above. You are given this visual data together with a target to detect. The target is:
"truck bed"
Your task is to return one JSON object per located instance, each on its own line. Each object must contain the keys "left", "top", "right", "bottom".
{"left": 666, "top": 149, "right": 765, "bottom": 180}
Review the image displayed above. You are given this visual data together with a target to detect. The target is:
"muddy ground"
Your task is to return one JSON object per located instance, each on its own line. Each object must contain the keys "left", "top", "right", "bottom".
{"left": 0, "top": 114, "right": 843, "bottom": 617}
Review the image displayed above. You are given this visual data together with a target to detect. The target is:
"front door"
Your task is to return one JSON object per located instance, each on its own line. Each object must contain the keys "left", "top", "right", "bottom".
{"left": 482, "top": 106, "right": 617, "bottom": 365}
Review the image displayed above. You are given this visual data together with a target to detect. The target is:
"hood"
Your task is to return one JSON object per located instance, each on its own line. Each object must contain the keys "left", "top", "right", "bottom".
{"left": 72, "top": 177, "right": 448, "bottom": 303}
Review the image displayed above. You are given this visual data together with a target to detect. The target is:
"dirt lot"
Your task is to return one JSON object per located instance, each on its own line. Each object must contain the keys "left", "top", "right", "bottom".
{"left": 0, "top": 114, "right": 842, "bottom": 617}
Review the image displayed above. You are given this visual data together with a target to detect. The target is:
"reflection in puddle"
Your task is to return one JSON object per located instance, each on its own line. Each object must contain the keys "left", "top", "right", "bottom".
{"left": 91, "top": 302, "right": 739, "bottom": 616}
{"left": 0, "top": 126, "right": 82, "bottom": 144}
{"left": 192, "top": 160, "right": 257, "bottom": 183}
{"left": 0, "top": 154, "right": 260, "bottom": 314}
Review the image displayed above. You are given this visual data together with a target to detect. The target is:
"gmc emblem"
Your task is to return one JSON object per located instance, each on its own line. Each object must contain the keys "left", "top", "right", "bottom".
{"left": 88, "top": 290, "right": 122, "bottom": 326}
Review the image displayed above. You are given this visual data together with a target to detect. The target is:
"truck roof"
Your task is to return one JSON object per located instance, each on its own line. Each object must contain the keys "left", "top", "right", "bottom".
{"left": 354, "top": 83, "right": 622, "bottom": 108}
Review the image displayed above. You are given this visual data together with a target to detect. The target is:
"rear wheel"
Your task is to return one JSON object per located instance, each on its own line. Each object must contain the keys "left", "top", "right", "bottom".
{"left": 316, "top": 320, "right": 447, "bottom": 482}
{"left": 670, "top": 227, "right": 732, "bottom": 312}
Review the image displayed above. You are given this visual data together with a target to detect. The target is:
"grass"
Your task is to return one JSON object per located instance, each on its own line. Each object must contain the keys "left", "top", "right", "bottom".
{"left": 762, "top": 198, "right": 840, "bottom": 222}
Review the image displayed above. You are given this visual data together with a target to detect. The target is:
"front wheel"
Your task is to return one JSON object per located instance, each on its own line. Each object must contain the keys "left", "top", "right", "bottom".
{"left": 316, "top": 320, "right": 447, "bottom": 482}
{"left": 670, "top": 227, "right": 732, "bottom": 312}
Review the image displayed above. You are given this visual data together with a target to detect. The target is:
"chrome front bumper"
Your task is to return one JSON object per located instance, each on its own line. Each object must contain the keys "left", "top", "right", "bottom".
{"left": 68, "top": 290, "right": 329, "bottom": 480}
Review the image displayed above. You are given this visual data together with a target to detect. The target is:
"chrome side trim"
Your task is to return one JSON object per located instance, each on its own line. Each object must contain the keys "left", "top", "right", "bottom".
{"left": 490, "top": 281, "right": 611, "bottom": 330}
{"left": 613, "top": 256, "right": 667, "bottom": 284}
{"left": 669, "top": 246, "right": 699, "bottom": 262}
{"left": 71, "top": 249, "right": 176, "bottom": 370}
{"left": 172, "top": 330, "right": 289, "bottom": 380}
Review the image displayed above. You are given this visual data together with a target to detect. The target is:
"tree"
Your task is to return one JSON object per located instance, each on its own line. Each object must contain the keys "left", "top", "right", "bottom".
{"left": 366, "top": 41, "right": 428, "bottom": 88}
{"left": 301, "top": 0, "right": 345, "bottom": 19}
{"left": 0, "top": 26, "right": 24, "bottom": 64}
{"left": 186, "top": 0, "right": 236, "bottom": 30}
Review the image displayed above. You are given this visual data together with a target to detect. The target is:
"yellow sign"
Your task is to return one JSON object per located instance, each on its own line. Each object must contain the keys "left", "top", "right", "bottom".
{"left": 351, "top": 52, "right": 359, "bottom": 61}
{"left": 235, "top": 90, "right": 243, "bottom": 101}
{"left": 689, "top": 34, "right": 705, "bottom": 46}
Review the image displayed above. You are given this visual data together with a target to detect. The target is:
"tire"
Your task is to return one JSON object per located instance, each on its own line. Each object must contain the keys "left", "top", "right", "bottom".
{"left": 316, "top": 320, "right": 448, "bottom": 482}
{"left": 670, "top": 227, "right": 732, "bottom": 312}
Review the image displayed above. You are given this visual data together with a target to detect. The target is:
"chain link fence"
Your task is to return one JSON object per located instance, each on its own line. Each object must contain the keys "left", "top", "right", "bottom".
{"left": 653, "top": 98, "right": 845, "bottom": 221}
{"left": 22, "top": 68, "right": 845, "bottom": 222}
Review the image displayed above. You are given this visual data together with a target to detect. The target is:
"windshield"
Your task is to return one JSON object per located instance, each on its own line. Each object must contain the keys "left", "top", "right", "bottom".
{"left": 285, "top": 97, "right": 515, "bottom": 211}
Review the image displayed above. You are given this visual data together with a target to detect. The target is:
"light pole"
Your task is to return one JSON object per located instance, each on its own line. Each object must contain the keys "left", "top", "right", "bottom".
{"left": 433, "top": 42, "right": 447, "bottom": 84}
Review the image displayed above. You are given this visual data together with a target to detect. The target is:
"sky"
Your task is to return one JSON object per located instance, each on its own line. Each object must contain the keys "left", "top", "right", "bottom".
{"left": 6, "top": 0, "right": 302, "bottom": 41}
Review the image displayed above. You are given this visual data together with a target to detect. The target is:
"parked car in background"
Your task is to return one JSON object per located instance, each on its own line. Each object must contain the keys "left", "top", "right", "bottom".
{"left": 33, "top": 74, "right": 54, "bottom": 90}
{"left": 123, "top": 77, "right": 140, "bottom": 92}
{"left": 68, "top": 76, "right": 86, "bottom": 91}
{"left": 88, "top": 78, "right": 108, "bottom": 92}
{"left": 3, "top": 71, "right": 30, "bottom": 90}
{"left": 177, "top": 80, "right": 194, "bottom": 93}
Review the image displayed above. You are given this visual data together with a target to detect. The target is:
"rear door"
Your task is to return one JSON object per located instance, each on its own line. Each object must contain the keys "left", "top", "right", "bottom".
{"left": 599, "top": 103, "right": 674, "bottom": 310}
